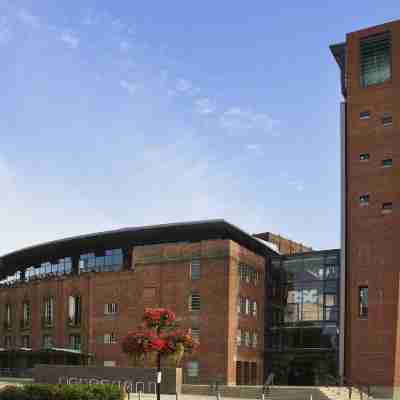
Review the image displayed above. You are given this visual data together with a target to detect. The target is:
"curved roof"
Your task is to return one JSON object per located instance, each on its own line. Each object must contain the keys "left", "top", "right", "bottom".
{"left": 0, "top": 219, "right": 278, "bottom": 279}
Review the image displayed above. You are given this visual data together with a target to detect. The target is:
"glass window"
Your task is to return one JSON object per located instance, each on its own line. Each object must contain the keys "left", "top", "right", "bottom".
{"left": 244, "top": 330, "right": 251, "bottom": 346}
{"left": 43, "top": 297, "right": 54, "bottom": 326}
{"left": 382, "top": 158, "right": 393, "bottom": 167}
{"left": 382, "top": 202, "right": 393, "bottom": 213}
{"left": 252, "top": 301, "right": 258, "bottom": 317}
{"left": 360, "top": 153, "right": 370, "bottom": 161}
{"left": 191, "top": 327, "right": 200, "bottom": 344}
{"left": 189, "top": 293, "right": 200, "bottom": 311}
{"left": 245, "top": 298, "right": 250, "bottom": 315}
{"left": 252, "top": 332, "right": 258, "bottom": 348}
{"left": 359, "top": 287, "right": 368, "bottom": 318}
{"left": 104, "top": 333, "right": 117, "bottom": 344}
{"left": 382, "top": 114, "right": 393, "bottom": 126}
{"left": 190, "top": 258, "right": 201, "bottom": 280}
{"left": 359, "top": 111, "right": 371, "bottom": 119}
{"left": 360, "top": 32, "right": 391, "bottom": 87}
{"left": 68, "top": 295, "right": 81, "bottom": 325}
{"left": 23, "top": 301, "right": 31, "bottom": 323}
{"left": 237, "top": 329, "right": 242, "bottom": 346}
{"left": 187, "top": 361, "right": 199, "bottom": 377}
{"left": 69, "top": 334, "right": 81, "bottom": 350}
{"left": 359, "top": 194, "right": 370, "bottom": 206}
{"left": 104, "top": 303, "right": 118, "bottom": 315}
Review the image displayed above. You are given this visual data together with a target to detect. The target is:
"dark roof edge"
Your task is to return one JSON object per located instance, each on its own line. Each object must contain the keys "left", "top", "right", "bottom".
{"left": 1, "top": 219, "right": 279, "bottom": 260}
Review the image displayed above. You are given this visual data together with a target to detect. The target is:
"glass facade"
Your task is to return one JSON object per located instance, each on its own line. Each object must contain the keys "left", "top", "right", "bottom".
{"left": 265, "top": 250, "right": 340, "bottom": 386}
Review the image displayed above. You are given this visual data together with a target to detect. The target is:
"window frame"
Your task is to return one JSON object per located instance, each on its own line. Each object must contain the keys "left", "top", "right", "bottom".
{"left": 359, "top": 286, "right": 369, "bottom": 318}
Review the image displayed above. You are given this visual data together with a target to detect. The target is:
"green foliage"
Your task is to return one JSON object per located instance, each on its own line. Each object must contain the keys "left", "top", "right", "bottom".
{"left": 0, "top": 384, "right": 124, "bottom": 400}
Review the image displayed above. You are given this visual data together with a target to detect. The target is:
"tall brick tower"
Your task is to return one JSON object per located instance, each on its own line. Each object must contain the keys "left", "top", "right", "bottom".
{"left": 331, "top": 20, "right": 400, "bottom": 395}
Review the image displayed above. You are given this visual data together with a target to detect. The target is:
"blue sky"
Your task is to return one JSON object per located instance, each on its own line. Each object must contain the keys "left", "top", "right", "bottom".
{"left": 0, "top": 1, "right": 398, "bottom": 254}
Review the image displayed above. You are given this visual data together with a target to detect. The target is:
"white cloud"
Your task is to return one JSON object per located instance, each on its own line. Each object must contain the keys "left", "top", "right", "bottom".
{"left": 194, "top": 98, "right": 216, "bottom": 115}
{"left": 176, "top": 78, "right": 193, "bottom": 93}
{"left": 119, "top": 79, "right": 137, "bottom": 95}
{"left": 60, "top": 32, "right": 80, "bottom": 49}
{"left": 220, "top": 106, "right": 278, "bottom": 135}
{"left": 17, "top": 9, "right": 40, "bottom": 29}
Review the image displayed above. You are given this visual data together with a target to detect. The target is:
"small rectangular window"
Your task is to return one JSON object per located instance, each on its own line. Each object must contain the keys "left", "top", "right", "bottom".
{"left": 191, "top": 327, "right": 200, "bottom": 343}
{"left": 359, "top": 194, "right": 370, "bottom": 206}
{"left": 360, "top": 32, "right": 391, "bottom": 87}
{"left": 187, "top": 361, "right": 199, "bottom": 377}
{"left": 359, "top": 111, "right": 371, "bottom": 120}
{"left": 382, "top": 202, "right": 393, "bottom": 214}
{"left": 359, "top": 153, "right": 370, "bottom": 161}
{"left": 382, "top": 159, "right": 393, "bottom": 167}
{"left": 237, "top": 329, "right": 242, "bottom": 346}
{"left": 359, "top": 287, "right": 368, "bottom": 318}
{"left": 21, "top": 335, "right": 30, "bottom": 348}
{"left": 189, "top": 293, "right": 201, "bottom": 311}
{"left": 104, "top": 303, "right": 118, "bottom": 315}
{"left": 382, "top": 114, "right": 393, "bottom": 127}
{"left": 190, "top": 258, "right": 201, "bottom": 280}
{"left": 104, "top": 332, "right": 117, "bottom": 344}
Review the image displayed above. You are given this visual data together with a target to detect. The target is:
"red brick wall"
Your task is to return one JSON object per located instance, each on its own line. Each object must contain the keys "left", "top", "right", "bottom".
{"left": 344, "top": 19, "right": 400, "bottom": 386}
{"left": 0, "top": 238, "right": 267, "bottom": 385}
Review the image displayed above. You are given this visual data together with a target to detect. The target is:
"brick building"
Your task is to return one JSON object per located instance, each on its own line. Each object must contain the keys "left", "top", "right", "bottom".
{"left": 0, "top": 220, "right": 279, "bottom": 385}
{"left": 331, "top": 19, "right": 400, "bottom": 393}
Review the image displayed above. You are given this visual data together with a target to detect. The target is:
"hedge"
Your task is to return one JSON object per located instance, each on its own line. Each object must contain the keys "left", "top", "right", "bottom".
{"left": 0, "top": 384, "right": 124, "bottom": 400}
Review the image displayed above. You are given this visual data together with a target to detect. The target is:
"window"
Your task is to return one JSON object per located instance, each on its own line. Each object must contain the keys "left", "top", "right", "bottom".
{"left": 190, "top": 258, "right": 201, "bottom": 280}
{"left": 359, "top": 194, "right": 370, "bottom": 206}
{"left": 382, "top": 114, "right": 393, "bottom": 127}
{"left": 360, "top": 32, "right": 391, "bottom": 87}
{"left": 21, "top": 335, "right": 30, "bottom": 348}
{"left": 360, "top": 153, "right": 370, "bottom": 161}
{"left": 43, "top": 335, "right": 53, "bottom": 349}
{"left": 252, "top": 332, "right": 258, "bottom": 348}
{"left": 22, "top": 301, "right": 32, "bottom": 325}
{"left": 43, "top": 297, "right": 54, "bottom": 326}
{"left": 189, "top": 293, "right": 200, "bottom": 311}
{"left": 104, "top": 333, "right": 117, "bottom": 344}
{"left": 244, "top": 330, "right": 251, "bottom": 346}
{"left": 104, "top": 361, "right": 116, "bottom": 367}
{"left": 245, "top": 298, "right": 250, "bottom": 315}
{"left": 237, "top": 329, "right": 242, "bottom": 346}
{"left": 4, "top": 304, "right": 12, "bottom": 329}
{"left": 80, "top": 249, "right": 123, "bottom": 273}
{"left": 191, "top": 327, "right": 200, "bottom": 343}
{"left": 252, "top": 301, "right": 258, "bottom": 317}
{"left": 68, "top": 295, "right": 81, "bottom": 326}
{"left": 382, "top": 202, "right": 393, "bottom": 214}
{"left": 359, "top": 111, "right": 371, "bottom": 119}
{"left": 237, "top": 296, "right": 242, "bottom": 314}
{"left": 359, "top": 287, "right": 368, "bottom": 318}
{"left": 69, "top": 334, "right": 81, "bottom": 350}
{"left": 187, "top": 361, "right": 199, "bottom": 377}
{"left": 382, "top": 158, "right": 393, "bottom": 167}
{"left": 104, "top": 303, "right": 118, "bottom": 315}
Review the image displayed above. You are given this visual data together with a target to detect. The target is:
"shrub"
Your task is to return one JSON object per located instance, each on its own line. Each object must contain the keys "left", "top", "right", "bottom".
{"left": 0, "top": 384, "right": 124, "bottom": 400}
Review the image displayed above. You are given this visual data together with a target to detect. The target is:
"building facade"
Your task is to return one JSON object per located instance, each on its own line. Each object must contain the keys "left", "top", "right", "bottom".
{"left": 0, "top": 220, "right": 273, "bottom": 385}
{"left": 265, "top": 250, "right": 340, "bottom": 386}
{"left": 331, "top": 19, "right": 400, "bottom": 392}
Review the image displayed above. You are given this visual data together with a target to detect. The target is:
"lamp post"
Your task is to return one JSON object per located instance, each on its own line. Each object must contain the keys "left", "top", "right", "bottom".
{"left": 156, "top": 324, "right": 161, "bottom": 400}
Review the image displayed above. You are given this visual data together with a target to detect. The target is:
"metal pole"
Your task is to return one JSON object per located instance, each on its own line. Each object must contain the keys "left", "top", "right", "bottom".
{"left": 156, "top": 323, "right": 161, "bottom": 400}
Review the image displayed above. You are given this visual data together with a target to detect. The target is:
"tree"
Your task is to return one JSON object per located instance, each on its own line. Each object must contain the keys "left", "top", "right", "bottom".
{"left": 121, "top": 308, "right": 198, "bottom": 400}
